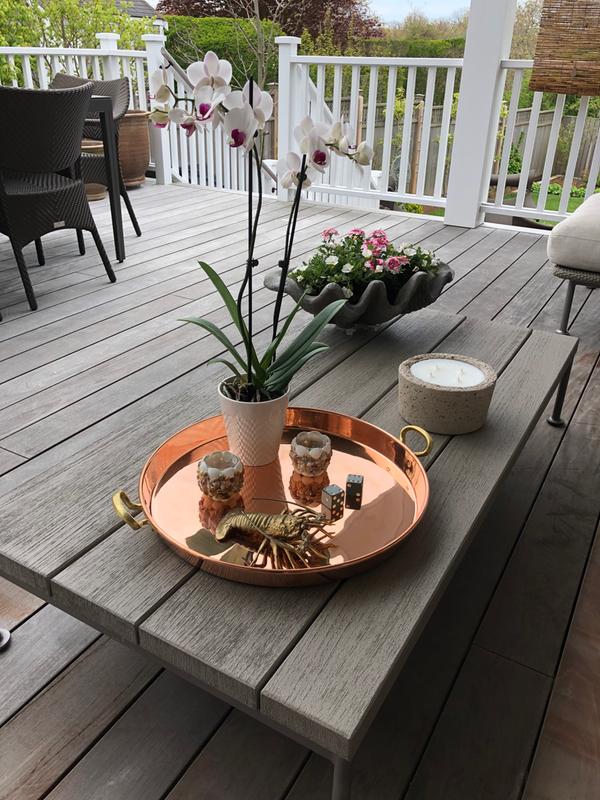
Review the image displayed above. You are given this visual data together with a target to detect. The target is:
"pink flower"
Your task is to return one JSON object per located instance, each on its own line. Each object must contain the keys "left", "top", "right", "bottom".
{"left": 322, "top": 228, "right": 339, "bottom": 241}
{"left": 385, "top": 255, "right": 409, "bottom": 272}
{"left": 348, "top": 228, "right": 365, "bottom": 238}
{"left": 370, "top": 229, "right": 389, "bottom": 244}
{"left": 366, "top": 260, "right": 377, "bottom": 271}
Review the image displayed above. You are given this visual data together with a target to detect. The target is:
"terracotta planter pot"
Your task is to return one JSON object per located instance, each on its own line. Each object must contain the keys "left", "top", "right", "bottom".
{"left": 218, "top": 384, "right": 289, "bottom": 466}
{"left": 118, "top": 111, "right": 150, "bottom": 188}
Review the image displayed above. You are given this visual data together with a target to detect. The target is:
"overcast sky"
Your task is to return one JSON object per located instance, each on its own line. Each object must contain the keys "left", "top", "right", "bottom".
{"left": 370, "top": 1, "right": 468, "bottom": 23}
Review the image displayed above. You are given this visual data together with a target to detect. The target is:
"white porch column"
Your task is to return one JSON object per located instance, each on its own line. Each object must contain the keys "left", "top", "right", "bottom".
{"left": 275, "top": 36, "right": 301, "bottom": 201}
{"left": 445, "top": 0, "right": 518, "bottom": 227}
{"left": 95, "top": 32, "right": 120, "bottom": 80}
{"left": 142, "top": 32, "right": 172, "bottom": 185}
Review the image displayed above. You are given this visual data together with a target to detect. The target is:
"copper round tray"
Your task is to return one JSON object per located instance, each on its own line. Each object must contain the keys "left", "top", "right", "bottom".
{"left": 113, "top": 408, "right": 430, "bottom": 587}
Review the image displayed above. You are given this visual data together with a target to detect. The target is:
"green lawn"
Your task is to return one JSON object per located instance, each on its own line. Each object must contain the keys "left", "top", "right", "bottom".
{"left": 415, "top": 190, "right": 588, "bottom": 226}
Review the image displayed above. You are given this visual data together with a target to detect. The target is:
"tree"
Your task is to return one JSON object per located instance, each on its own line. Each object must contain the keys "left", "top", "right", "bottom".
{"left": 0, "top": 0, "right": 153, "bottom": 50}
{"left": 510, "top": 0, "right": 543, "bottom": 59}
{"left": 156, "top": 0, "right": 382, "bottom": 50}
{"left": 384, "top": 9, "right": 468, "bottom": 41}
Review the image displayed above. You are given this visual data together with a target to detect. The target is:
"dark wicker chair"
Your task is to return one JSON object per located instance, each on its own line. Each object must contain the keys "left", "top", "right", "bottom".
{"left": 50, "top": 73, "right": 141, "bottom": 237}
{"left": 0, "top": 84, "right": 115, "bottom": 311}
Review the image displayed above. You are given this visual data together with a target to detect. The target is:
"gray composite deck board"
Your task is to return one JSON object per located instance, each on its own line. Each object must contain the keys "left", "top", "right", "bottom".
{"left": 0, "top": 638, "right": 158, "bottom": 800}
{"left": 0, "top": 183, "right": 584, "bottom": 798}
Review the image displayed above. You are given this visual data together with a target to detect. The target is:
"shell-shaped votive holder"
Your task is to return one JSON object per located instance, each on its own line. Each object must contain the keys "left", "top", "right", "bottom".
{"left": 197, "top": 450, "right": 244, "bottom": 501}
{"left": 290, "top": 431, "right": 332, "bottom": 477}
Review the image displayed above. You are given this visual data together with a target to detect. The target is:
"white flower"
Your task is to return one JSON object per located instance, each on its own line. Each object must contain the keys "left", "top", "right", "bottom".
{"left": 361, "top": 245, "right": 372, "bottom": 258}
{"left": 342, "top": 286, "right": 353, "bottom": 298}
{"left": 294, "top": 264, "right": 306, "bottom": 273}
{"left": 187, "top": 51, "right": 232, "bottom": 89}
{"left": 149, "top": 68, "right": 173, "bottom": 105}
{"left": 168, "top": 107, "right": 198, "bottom": 137}
{"left": 404, "top": 247, "right": 416, "bottom": 256}
{"left": 149, "top": 105, "right": 170, "bottom": 128}
{"left": 325, "top": 255, "right": 338, "bottom": 266}
{"left": 354, "top": 141, "right": 374, "bottom": 166}
{"left": 224, "top": 102, "right": 257, "bottom": 150}
{"left": 194, "top": 85, "right": 227, "bottom": 128}
{"left": 224, "top": 80, "right": 273, "bottom": 129}
{"left": 327, "top": 118, "right": 355, "bottom": 155}
{"left": 375, "top": 264, "right": 384, "bottom": 272}
{"left": 294, "top": 117, "right": 330, "bottom": 173}
{"left": 277, "top": 151, "right": 314, "bottom": 189}
{"left": 341, "top": 263, "right": 353, "bottom": 273}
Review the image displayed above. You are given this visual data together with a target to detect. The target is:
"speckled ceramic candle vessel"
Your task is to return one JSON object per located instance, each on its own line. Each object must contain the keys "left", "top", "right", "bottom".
{"left": 398, "top": 353, "right": 497, "bottom": 435}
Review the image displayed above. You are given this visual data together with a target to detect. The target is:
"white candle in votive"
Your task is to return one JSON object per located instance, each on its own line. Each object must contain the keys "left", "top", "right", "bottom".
{"left": 410, "top": 357, "right": 485, "bottom": 388}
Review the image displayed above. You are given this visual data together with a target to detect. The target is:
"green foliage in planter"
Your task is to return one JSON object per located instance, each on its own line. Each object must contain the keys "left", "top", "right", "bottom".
{"left": 181, "top": 262, "right": 345, "bottom": 401}
{"left": 165, "top": 16, "right": 282, "bottom": 89}
{"left": 290, "top": 228, "right": 441, "bottom": 305}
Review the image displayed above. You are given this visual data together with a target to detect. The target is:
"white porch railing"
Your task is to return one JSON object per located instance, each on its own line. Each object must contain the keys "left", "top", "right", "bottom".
{"left": 481, "top": 59, "right": 600, "bottom": 224}
{"left": 276, "top": 36, "right": 463, "bottom": 211}
{"left": 1, "top": 0, "right": 598, "bottom": 228}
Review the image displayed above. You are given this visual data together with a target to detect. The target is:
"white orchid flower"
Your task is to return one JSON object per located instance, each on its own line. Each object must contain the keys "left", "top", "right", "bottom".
{"left": 294, "top": 118, "right": 330, "bottom": 173}
{"left": 149, "top": 105, "right": 170, "bottom": 128}
{"left": 354, "top": 141, "right": 374, "bottom": 166}
{"left": 224, "top": 102, "right": 257, "bottom": 149}
{"left": 225, "top": 80, "right": 273, "bottom": 129}
{"left": 194, "top": 85, "right": 227, "bottom": 127}
{"left": 168, "top": 107, "right": 198, "bottom": 137}
{"left": 277, "top": 152, "right": 314, "bottom": 189}
{"left": 294, "top": 116, "right": 329, "bottom": 151}
{"left": 187, "top": 51, "right": 233, "bottom": 89}
{"left": 328, "top": 118, "right": 356, "bottom": 156}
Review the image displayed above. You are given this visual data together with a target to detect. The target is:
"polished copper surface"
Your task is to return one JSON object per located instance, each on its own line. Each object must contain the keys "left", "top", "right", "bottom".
{"left": 133, "top": 408, "right": 429, "bottom": 586}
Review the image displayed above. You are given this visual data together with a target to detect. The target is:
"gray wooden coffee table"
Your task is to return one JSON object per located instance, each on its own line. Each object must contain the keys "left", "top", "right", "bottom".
{"left": 0, "top": 309, "right": 575, "bottom": 800}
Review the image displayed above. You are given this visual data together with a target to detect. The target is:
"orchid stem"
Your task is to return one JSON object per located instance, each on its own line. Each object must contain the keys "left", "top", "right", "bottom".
{"left": 272, "top": 154, "right": 307, "bottom": 344}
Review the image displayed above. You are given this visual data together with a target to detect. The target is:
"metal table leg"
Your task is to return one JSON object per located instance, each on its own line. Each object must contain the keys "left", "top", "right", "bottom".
{"left": 97, "top": 97, "right": 125, "bottom": 263}
{"left": 547, "top": 278, "right": 576, "bottom": 427}
{"left": 332, "top": 757, "right": 352, "bottom": 800}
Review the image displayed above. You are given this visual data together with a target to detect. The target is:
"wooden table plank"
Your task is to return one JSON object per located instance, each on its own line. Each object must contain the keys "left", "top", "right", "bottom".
{"left": 363, "top": 317, "right": 530, "bottom": 468}
{"left": 260, "top": 329, "right": 577, "bottom": 759}
{"left": 0, "top": 447, "right": 25, "bottom": 476}
{"left": 0, "top": 638, "right": 157, "bottom": 800}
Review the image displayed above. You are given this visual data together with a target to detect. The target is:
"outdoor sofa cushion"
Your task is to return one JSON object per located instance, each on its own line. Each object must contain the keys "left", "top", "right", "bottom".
{"left": 547, "top": 192, "right": 600, "bottom": 273}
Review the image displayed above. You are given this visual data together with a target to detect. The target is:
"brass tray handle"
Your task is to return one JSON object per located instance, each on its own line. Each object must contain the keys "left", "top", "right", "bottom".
{"left": 112, "top": 490, "right": 150, "bottom": 530}
{"left": 399, "top": 425, "right": 433, "bottom": 457}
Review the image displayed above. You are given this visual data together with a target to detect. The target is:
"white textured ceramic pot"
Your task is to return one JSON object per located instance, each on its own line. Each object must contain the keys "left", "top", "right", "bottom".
{"left": 218, "top": 384, "right": 289, "bottom": 466}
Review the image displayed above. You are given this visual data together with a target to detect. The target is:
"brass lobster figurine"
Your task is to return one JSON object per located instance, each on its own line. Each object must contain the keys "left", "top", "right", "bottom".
{"left": 215, "top": 504, "right": 333, "bottom": 569}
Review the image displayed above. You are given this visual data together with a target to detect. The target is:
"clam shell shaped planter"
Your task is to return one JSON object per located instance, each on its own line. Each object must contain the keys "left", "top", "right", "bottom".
{"left": 264, "top": 264, "right": 454, "bottom": 329}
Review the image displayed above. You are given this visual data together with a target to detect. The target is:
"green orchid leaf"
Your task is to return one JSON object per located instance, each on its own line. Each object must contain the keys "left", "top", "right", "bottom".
{"left": 269, "top": 299, "right": 346, "bottom": 373}
{"left": 208, "top": 358, "right": 243, "bottom": 378}
{"left": 265, "top": 345, "right": 330, "bottom": 392}
{"left": 260, "top": 293, "right": 307, "bottom": 370}
{"left": 180, "top": 316, "right": 247, "bottom": 371}
{"left": 266, "top": 341, "right": 328, "bottom": 384}
{"left": 197, "top": 261, "right": 264, "bottom": 381}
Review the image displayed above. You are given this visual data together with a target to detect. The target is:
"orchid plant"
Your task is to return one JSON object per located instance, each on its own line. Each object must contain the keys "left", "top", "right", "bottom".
{"left": 149, "top": 52, "right": 374, "bottom": 402}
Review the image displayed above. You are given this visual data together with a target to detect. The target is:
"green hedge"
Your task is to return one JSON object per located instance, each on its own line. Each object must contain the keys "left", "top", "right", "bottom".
{"left": 361, "top": 37, "right": 465, "bottom": 58}
{"left": 165, "top": 16, "right": 282, "bottom": 88}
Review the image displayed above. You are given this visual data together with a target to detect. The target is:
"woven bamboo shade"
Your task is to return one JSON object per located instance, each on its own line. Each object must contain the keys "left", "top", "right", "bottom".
{"left": 530, "top": 0, "right": 600, "bottom": 95}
